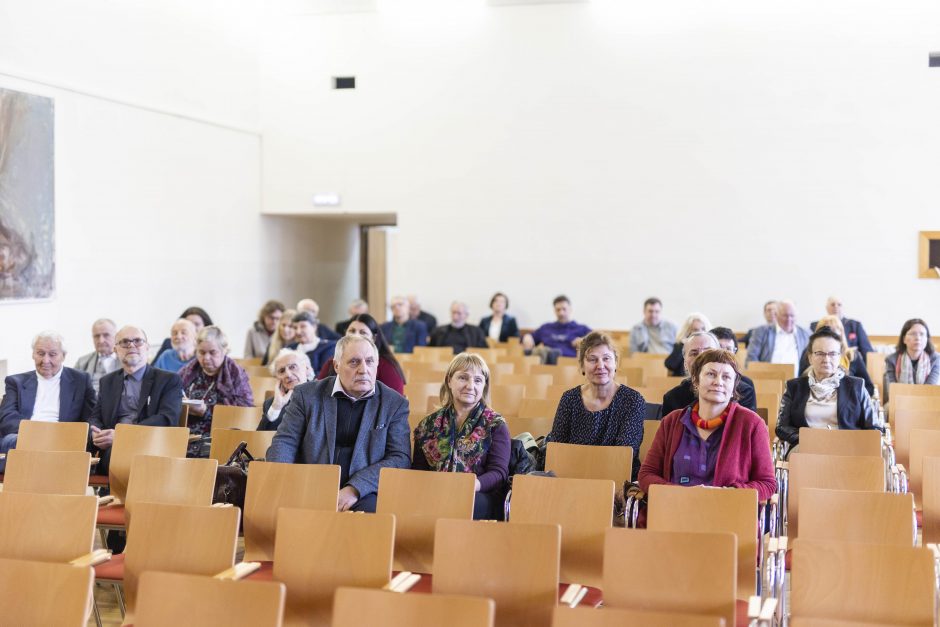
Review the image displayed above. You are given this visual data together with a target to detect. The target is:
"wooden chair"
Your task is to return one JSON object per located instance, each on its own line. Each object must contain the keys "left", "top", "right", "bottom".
{"left": 518, "top": 397, "right": 558, "bottom": 419}
{"left": 408, "top": 409, "right": 429, "bottom": 431}
{"left": 487, "top": 361, "right": 515, "bottom": 383}
{"left": 790, "top": 539, "right": 935, "bottom": 626}
{"left": 0, "top": 557, "right": 94, "bottom": 627}
{"left": 531, "top": 364, "right": 581, "bottom": 387}
{"left": 755, "top": 392, "right": 781, "bottom": 419}
{"left": 274, "top": 509, "right": 394, "bottom": 627}
{"left": 888, "top": 384, "right": 940, "bottom": 428}
{"left": 250, "top": 377, "right": 279, "bottom": 406}
{"left": 413, "top": 346, "right": 455, "bottom": 362}
{"left": 866, "top": 352, "right": 887, "bottom": 399}
{"left": 894, "top": 408, "right": 940, "bottom": 467}
{"left": 507, "top": 416, "right": 554, "bottom": 438}
{"left": 603, "top": 528, "right": 737, "bottom": 627}
{"left": 620, "top": 358, "right": 667, "bottom": 381}
{"left": 0, "top": 492, "right": 97, "bottom": 563}
{"left": 106, "top": 424, "right": 191, "bottom": 502}
{"left": 502, "top": 355, "right": 540, "bottom": 376}
{"left": 467, "top": 348, "right": 503, "bottom": 364}
{"left": 136, "top": 571, "right": 286, "bottom": 627}
{"left": 434, "top": 518, "right": 560, "bottom": 627}
{"left": 920, "top": 455, "right": 940, "bottom": 543}
{"left": 333, "top": 586, "right": 494, "bottom": 627}
{"left": 508, "top": 474, "right": 613, "bottom": 588}
{"left": 798, "top": 428, "right": 883, "bottom": 457}
{"left": 243, "top": 461, "right": 340, "bottom": 562}
{"left": 16, "top": 420, "right": 89, "bottom": 451}
{"left": 639, "top": 419, "right": 661, "bottom": 463}
{"left": 616, "top": 367, "right": 646, "bottom": 387}
{"left": 403, "top": 381, "right": 441, "bottom": 405}
{"left": 751, "top": 378, "right": 784, "bottom": 397}
{"left": 746, "top": 363, "right": 794, "bottom": 382}
{"left": 907, "top": 428, "right": 940, "bottom": 504}
{"left": 97, "top": 502, "right": 240, "bottom": 623}
{"left": 646, "top": 484, "right": 758, "bottom": 599}
{"left": 236, "top": 357, "right": 264, "bottom": 367}
{"left": 2, "top": 449, "right": 92, "bottom": 495}
{"left": 425, "top": 394, "right": 440, "bottom": 413}
{"left": 499, "top": 373, "right": 554, "bottom": 398}
{"left": 552, "top": 606, "right": 723, "bottom": 627}
{"left": 544, "top": 442, "right": 632, "bottom": 489}
{"left": 556, "top": 356, "right": 579, "bottom": 368}
{"left": 244, "top": 364, "right": 276, "bottom": 378}
{"left": 376, "top": 467, "right": 476, "bottom": 573}
{"left": 213, "top": 404, "right": 262, "bottom": 431}
{"left": 490, "top": 384, "right": 526, "bottom": 418}
{"left": 785, "top": 453, "right": 885, "bottom": 537}
{"left": 209, "top": 428, "right": 276, "bottom": 465}
{"left": 798, "top": 487, "right": 915, "bottom": 546}
{"left": 645, "top": 376, "right": 684, "bottom": 389}
{"left": 544, "top": 384, "right": 571, "bottom": 403}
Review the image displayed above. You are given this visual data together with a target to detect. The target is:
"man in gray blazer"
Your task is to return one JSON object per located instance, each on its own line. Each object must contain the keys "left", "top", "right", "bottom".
{"left": 267, "top": 334, "right": 411, "bottom": 512}
{"left": 73, "top": 318, "right": 120, "bottom": 393}
{"left": 746, "top": 300, "right": 810, "bottom": 375}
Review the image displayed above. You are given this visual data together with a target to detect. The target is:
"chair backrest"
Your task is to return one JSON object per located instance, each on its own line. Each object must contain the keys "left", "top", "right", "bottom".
{"left": 545, "top": 384, "right": 570, "bottom": 403}
{"left": 490, "top": 384, "right": 526, "bottom": 418}
{"left": 376, "top": 467, "right": 475, "bottom": 573}
{"left": 639, "top": 419, "right": 661, "bottom": 463}
{"left": 502, "top": 356, "right": 540, "bottom": 376}
{"left": 124, "top": 502, "right": 240, "bottom": 618}
{"left": 0, "top": 557, "right": 93, "bottom": 627}
{"left": 209, "top": 428, "right": 276, "bottom": 464}
{"left": 488, "top": 362, "right": 516, "bottom": 383}
{"left": 894, "top": 409, "right": 940, "bottom": 467}
{"left": 544, "top": 442, "right": 632, "bottom": 489}
{"left": 434, "top": 518, "right": 560, "bottom": 627}
{"left": 243, "top": 461, "right": 340, "bottom": 562}
{"left": 798, "top": 428, "right": 883, "bottom": 457}
{"left": 2, "top": 449, "right": 91, "bottom": 495}
{"left": 0, "top": 492, "right": 97, "bottom": 562}
{"left": 249, "top": 377, "right": 278, "bottom": 407}
{"left": 647, "top": 484, "right": 758, "bottom": 599}
{"left": 908, "top": 428, "right": 940, "bottom": 499}
{"left": 16, "top": 420, "right": 89, "bottom": 451}
{"left": 508, "top": 474, "right": 613, "bottom": 588}
{"left": 790, "top": 539, "right": 935, "bottom": 626}
{"left": 413, "top": 346, "right": 456, "bottom": 362}
{"left": 333, "top": 587, "right": 495, "bottom": 627}
{"left": 213, "top": 404, "right": 263, "bottom": 431}
{"left": 787, "top": 453, "right": 885, "bottom": 537}
{"left": 750, "top": 378, "right": 784, "bottom": 396}
{"left": 888, "top": 385, "right": 940, "bottom": 428}
{"left": 507, "top": 416, "right": 555, "bottom": 438}
{"left": 124, "top": 455, "right": 219, "bottom": 526}
{"left": 799, "top": 488, "right": 914, "bottom": 546}
{"left": 530, "top": 364, "right": 581, "bottom": 388}
{"left": 552, "top": 606, "right": 724, "bottom": 627}
{"left": 746, "top": 363, "right": 794, "bottom": 381}
{"left": 921, "top": 455, "right": 940, "bottom": 543}
{"left": 603, "top": 528, "right": 736, "bottom": 627}
{"left": 274, "top": 509, "right": 394, "bottom": 627}
{"left": 109, "top": 424, "right": 191, "bottom": 502}
{"left": 136, "top": 571, "right": 286, "bottom": 627}
{"left": 518, "top": 397, "right": 558, "bottom": 420}
{"left": 499, "top": 373, "right": 554, "bottom": 398}
{"left": 616, "top": 367, "right": 646, "bottom": 387}
{"left": 243, "top": 364, "right": 275, "bottom": 378}
{"left": 403, "top": 381, "right": 441, "bottom": 405}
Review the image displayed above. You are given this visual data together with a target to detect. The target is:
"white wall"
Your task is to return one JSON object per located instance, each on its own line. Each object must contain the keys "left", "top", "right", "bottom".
{"left": 260, "top": 0, "right": 940, "bottom": 336}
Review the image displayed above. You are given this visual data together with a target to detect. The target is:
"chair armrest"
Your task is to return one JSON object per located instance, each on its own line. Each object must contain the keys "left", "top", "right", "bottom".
{"left": 384, "top": 571, "right": 422, "bottom": 593}
{"left": 70, "top": 549, "right": 112, "bottom": 567}
{"left": 212, "top": 502, "right": 233, "bottom": 508}
{"left": 559, "top": 583, "right": 587, "bottom": 608}
{"left": 97, "top": 495, "right": 116, "bottom": 507}
{"left": 214, "top": 562, "right": 261, "bottom": 581}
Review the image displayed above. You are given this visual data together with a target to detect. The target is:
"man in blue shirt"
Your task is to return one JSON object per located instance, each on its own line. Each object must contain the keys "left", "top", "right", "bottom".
{"left": 522, "top": 295, "right": 591, "bottom": 364}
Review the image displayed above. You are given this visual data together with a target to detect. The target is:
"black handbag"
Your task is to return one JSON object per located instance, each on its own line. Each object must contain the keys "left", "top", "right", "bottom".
{"left": 212, "top": 441, "right": 257, "bottom": 509}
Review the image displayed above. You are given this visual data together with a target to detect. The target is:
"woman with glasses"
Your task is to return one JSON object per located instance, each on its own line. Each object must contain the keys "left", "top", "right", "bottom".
{"left": 884, "top": 318, "right": 940, "bottom": 401}
{"left": 775, "top": 327, "right": 878, "bottom": 453}
{"left": 796, "top": 315, "right": 874, "bottom": 396}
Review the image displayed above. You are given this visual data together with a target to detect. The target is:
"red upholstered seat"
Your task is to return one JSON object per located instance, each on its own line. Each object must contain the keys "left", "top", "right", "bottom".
{"left": 96, "top": 504, "right": 126, "bottom": 527}
{"left": 785, "top": 548, "right": 792, "bottom": 571}
{"left": 735, "top": 599, "right": 750, "bottom": 627}
{"left": 94, "top": 553, "right": 125, "bottom": 581}
{"left": 89, "top": 475, "right": 110, "bottom": 487}
{"left": 917, "top": 509, "right": 923, "bottom": 528}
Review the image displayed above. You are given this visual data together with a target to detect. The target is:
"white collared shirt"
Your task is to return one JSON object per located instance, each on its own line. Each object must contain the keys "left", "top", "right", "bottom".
{"left": 331, "top": 375, "right": 376, "bottom": 402}
{"left": 33, "top": 367, "right": 64, "bottom": 422}
{"left": 97, "top": 353, "right": 118, "bottom": 374}
{"left": 771, "top": 324, "right": 799, "bottom": 375}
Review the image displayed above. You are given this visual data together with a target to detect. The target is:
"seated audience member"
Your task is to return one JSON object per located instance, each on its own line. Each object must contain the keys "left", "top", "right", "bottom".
{"left": 549, "top": 332, "right": 645, "bottom": 480}
{"left": 776, "top": 328, "right": 878, "bottom": 452}
{"left": 179, "top": 326, "right": 254, "bottom": 436}
{"left": 152, "top": 319, "right": 197, "bottom": 373}
{"left": 639, "top": 349, "right": 776, "bottom": 502}
{"left": 153, "top": 306, "right": 213, "bottom": 361}
{"left": 296, "top": 298, "right": 341, "bottom": 341}
{"left": 88, "top": 326, "right": 184, "bottom": 474}
{"left": 259, "top": 349, "right": 314, "bottom": 431}
{"left": 244, "top": 300, "right": 285, "bottom": 359}
{"left": 317, "top": 313, "right": 405, "bottom": 394}
{"left": 745, "top": 300, "right": 809, "bottom": 376}
{"left": 381, "top": 295, "right": 428, "bottom": 354}
{"left": 479, "top": 291, "right": 520, "bottom": 343}
{"left": 266, "top": 335, "right": 411, "bottom": 513}
{"left": 0, "top": 331, "right": 95, "bottom": 462}
{"left": 798, "top": 315, "right": 874, "bottom": 396}
{"left": 335, "top": 299, "right": 369, "bottom": 336}
{"left": 430, "top": 301, "right": 489, "bottom": 354}
{"left": 262, "top": 308, "right": 296, "bottom": 366}
{"left": 412, "top": 353, "right": 510, "bottom": 520}
{"left": 742, "top": 300, "right": 777, "bottom": 348}
{"left": 289, "top": 311, "right": 337, "bottom": 373}
{"left": 884, "top": 318, "right": 940, "bottom": 401}
{"left": 664, "top": 313, "right": 712, "bottom": 376}
{"left": 73, "top": 318, "right": 120, "bottom": 393}
{"left": 522, "top": 295, "right": 592, "bottom": 364}
{"left": 662, "top": 330, "right": 757, "bottom": 416}
{"left": 408, "top": 294, "right": 437, "bottom": 337}
{"left": 630, "top": 297, "right": 678, "bottom": 355}
{"left": 810, "top": 296, "right": 874, "bottom": 359}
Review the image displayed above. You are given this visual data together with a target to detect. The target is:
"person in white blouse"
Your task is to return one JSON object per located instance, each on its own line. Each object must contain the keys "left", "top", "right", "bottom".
{"left": 257, "top": 348, "right": 314, "bottom": 430}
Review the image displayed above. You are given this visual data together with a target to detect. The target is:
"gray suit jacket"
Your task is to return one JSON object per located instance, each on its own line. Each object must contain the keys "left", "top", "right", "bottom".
{"left": 266, "top": 377, "right": 411, "bottom": 499}
{"left": 73, "top": 351, "right": 119, "bottom": 392}
{"left": 746, "top": 324, "right": 810, "bottom": 364}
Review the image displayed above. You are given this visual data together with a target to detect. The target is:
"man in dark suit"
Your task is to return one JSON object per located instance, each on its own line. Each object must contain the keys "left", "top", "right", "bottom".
{"left": 0, "top": 331, "right": 96, "bottom": 462}
{"left": 267, "top": 334, "right": 411, "bottom": 512}
{"left": 408, "top": 295, "right": 437, "bottom": 337}
{"left": 809, "top": 296, "right": 874, "bottom": 359}
{"left": 430, "top": 301, "right": 489, "bottom": 354}
{"left": 88, "top": 325, "right": 183, "bottom": 475}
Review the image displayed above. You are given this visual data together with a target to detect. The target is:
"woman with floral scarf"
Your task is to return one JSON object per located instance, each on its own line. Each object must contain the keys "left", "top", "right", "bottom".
{"left": 884, "top": 318, "right": 940, "bottom": 402}
{"left": 776, "top": 327, "right": 879, "bottom": 455}
{"left": 412, "top": 353, "right": 510, "bottom": 520}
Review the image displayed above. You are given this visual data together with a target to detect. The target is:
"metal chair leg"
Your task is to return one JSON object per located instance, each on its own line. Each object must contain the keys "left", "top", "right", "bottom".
{"left": 113, "top": 582, "right": 126, "bottom": 617}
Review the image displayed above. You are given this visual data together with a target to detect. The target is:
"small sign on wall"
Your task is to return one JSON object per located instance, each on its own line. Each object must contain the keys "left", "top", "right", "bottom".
{"left": 918, "top": 231, "right": 940, "bottom": 278}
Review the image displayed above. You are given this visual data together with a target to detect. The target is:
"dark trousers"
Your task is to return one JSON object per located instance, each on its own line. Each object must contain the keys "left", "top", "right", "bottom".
{"left": 473, "top": 490, "right": 504, "bottom": 521}
{"left": 352, "top": 493, "right": 378, "bottom": 513}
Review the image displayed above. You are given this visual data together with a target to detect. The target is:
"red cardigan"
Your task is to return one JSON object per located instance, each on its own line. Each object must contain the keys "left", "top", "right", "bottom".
{"left": 638, "top": 402, "right": 776, "bottom": 502}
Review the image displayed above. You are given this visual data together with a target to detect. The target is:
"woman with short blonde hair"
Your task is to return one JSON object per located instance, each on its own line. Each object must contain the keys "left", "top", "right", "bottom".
{"left": 664, "top": 313, "right": 713, "bottom": 376}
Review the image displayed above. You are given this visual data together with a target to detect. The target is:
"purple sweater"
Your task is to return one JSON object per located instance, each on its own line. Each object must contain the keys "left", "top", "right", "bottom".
{"left": 411, "top": 422, "right": 511, "bottom": 493}
{"left": 531, "top": 321, "right": 592, "bottom": 357}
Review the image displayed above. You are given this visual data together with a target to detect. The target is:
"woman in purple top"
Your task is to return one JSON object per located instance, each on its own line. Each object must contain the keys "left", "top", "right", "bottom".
{"left": 179, "top": 326, "right": 254, "bottom": 436}
{"left": 412, "top": 353, "right": 510, "bottom": 520}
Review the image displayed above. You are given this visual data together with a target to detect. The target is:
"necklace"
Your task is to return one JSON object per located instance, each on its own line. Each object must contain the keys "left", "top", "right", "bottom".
{"left": 692, "top": 403, "right": 729, "bottom": 430}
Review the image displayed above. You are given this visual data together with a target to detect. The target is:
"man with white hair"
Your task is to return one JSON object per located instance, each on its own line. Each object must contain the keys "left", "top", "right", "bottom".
{"left": 429, "top": 301, "right": 488, "bottom": 354}
{"left": 0, "top": 331, "right": 96, "bottom": 460}
{"left": 267, "top": 334, "right": 410, "bottom": 513}
{"left": 296, "top": 298, "right": 341, "bottom": 340}
{"left": 258, "top": 348, "right": 315, "bottom": 431}
{"left": 746, "top": 300, "right": 810, "bottom": 376}
{"left": 73, "top": 318, "right": 121, "bottom": 392}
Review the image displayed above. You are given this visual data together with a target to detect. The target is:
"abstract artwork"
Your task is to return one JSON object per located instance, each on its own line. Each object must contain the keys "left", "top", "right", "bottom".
{"left": 0, "top": 87, "right": 55, "bottom": 301}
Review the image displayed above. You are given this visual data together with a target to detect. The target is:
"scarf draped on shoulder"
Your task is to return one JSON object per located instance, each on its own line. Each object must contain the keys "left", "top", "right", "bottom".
{"left": 414, "top": 401, "right": 505, "bottom": 474}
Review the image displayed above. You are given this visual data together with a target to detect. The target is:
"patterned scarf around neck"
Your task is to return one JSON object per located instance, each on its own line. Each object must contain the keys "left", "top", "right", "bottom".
{"left": 808, "top": 368, "right": 844, "bottom": 402}
{"left": 896, "top": 352, "right": 931, "bottom": 385}
{"left": 414, "top": 401, "right": 505, "bottom": 474}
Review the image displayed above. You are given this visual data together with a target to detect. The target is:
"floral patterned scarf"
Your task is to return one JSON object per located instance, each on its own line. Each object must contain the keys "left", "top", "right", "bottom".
{"left": 414, "top": 401, "right": 505, "bottom": 474}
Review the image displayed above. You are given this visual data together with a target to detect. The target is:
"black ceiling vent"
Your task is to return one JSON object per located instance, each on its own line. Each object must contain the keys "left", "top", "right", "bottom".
{"left": 334, "top": 76, "right": 356, "bottom": 89}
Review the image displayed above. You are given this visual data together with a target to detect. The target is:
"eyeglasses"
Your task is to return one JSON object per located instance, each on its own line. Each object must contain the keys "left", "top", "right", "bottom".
{"left": 117, "top": 338, "right": 147, "bottom": 348}
{"left": 812, "top": 351, "right": 840, "bottom": 359}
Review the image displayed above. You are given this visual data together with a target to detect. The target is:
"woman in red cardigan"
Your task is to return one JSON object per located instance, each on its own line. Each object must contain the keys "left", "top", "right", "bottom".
{"left": 639, "top": 346, "right": 776, "bottom": 501}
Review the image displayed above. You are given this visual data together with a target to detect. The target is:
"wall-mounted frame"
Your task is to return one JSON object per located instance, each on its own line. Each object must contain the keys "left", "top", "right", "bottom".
{"left": 918, "top": 231, "right": 940, "bottom": 278}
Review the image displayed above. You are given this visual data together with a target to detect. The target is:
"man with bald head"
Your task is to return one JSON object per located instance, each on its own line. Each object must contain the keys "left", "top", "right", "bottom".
{"left": 74, "top": 318, "right": 121, "bottom": 392}
{"left": 88, "top": 325, "right": 183, "bottom": 473}
{"left": 810, "top": 296, "right": 874, "bottom": 359}
{"left": 746, "top": 300, "right": 810, "bottom": 375}
{"left": 429, "top": 301, "right": 488, "bottom": 354}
